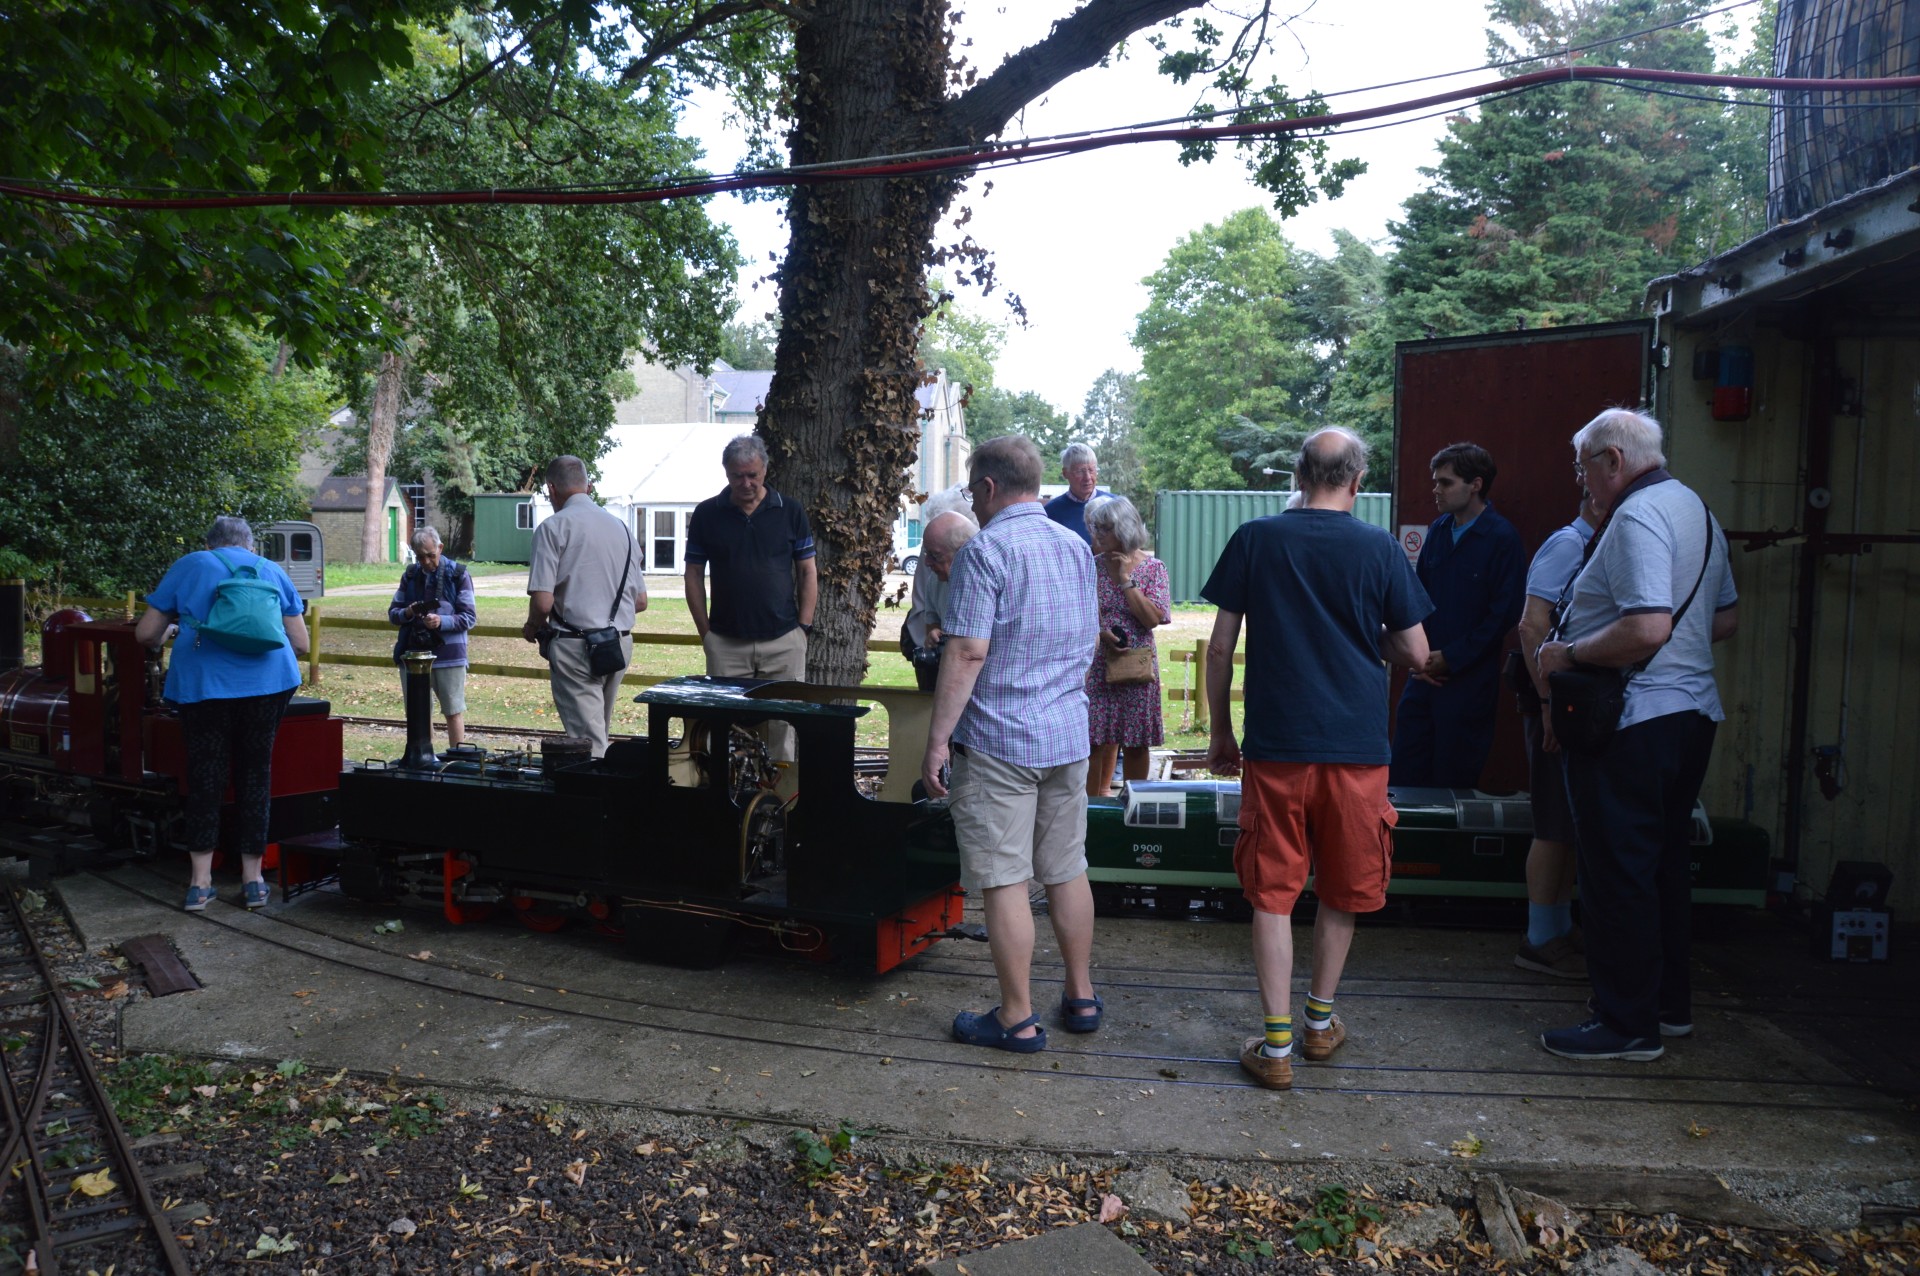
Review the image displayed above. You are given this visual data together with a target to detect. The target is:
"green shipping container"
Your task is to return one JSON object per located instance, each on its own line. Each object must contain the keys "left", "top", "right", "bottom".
{"left": 471, "top": 493, "right": 541, "bottom": 564}
{"left": 1154, "top": 490, "right": 1393, "bottom": 603}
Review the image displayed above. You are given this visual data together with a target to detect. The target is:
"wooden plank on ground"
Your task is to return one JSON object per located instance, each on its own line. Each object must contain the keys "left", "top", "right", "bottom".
{"left": 119, "top": 934, "right": 202, "bottom": 997}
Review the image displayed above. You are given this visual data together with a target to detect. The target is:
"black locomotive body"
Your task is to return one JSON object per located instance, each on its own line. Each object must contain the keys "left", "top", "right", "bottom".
{"left": 297, "top": 677, "right": 965, "bottom": 971}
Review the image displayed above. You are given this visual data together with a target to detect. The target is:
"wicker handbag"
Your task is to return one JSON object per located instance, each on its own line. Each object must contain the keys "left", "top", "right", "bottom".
{"left": 1103, "top": 643, "right": 1154, "bottom": 686}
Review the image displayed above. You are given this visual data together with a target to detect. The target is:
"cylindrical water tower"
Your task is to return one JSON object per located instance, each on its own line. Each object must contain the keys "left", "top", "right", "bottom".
{"left": 1769, "top": 0, "right": 1920, "bottom": 221}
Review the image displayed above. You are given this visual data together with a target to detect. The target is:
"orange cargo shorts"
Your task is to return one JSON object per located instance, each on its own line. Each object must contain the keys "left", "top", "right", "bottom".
{"left": 1233, "top": 761, "right": 1397, "bottom": 915}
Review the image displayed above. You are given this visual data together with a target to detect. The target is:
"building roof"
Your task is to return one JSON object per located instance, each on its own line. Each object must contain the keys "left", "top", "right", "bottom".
{"left": 712, "top": 369, "right": 773, "bottom": 416}
{"left": 311, "top": 475, "right": 399, "bottom": 512}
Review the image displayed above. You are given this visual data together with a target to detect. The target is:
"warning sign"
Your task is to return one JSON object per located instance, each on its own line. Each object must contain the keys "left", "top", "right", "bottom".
{"left": 1399, "top": 525, "right": 1426, "bottom": 566}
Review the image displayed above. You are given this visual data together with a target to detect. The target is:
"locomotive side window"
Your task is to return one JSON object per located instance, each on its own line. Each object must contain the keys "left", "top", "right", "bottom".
{"left": 291, "top": 533, "right": 315, "bottom": 561}
{"left": 1215, "top": 789, "right": 1241, "bottom": 826}
{"left": 1125, "top": 798, "right": 1185, "bottom": 828}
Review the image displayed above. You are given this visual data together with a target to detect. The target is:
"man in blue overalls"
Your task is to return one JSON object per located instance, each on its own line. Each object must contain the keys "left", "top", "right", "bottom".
{"left": 1389, "top": 442, "right": 1525, "bottom": 790}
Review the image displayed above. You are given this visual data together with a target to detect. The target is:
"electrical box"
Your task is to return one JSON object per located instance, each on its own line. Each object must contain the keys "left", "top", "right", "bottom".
{"left": 1816, "top": 906, "right": 1892, "bottom": 962}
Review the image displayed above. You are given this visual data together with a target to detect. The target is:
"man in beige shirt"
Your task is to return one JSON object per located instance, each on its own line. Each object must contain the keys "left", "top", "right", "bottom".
{"left": 523, "top": 456, "right": 648, "bottom": 756}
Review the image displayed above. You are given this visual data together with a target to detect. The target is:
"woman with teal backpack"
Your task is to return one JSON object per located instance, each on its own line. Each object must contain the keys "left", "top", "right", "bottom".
{"left": 135, "top": 516, "right": 309, "bottom": 912}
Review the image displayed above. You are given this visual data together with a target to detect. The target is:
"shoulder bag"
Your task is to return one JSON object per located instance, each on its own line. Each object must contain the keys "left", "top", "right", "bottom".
{"left": 1547, "top": 498, "right": 1712, "bottom": 755}
{"left": 572, "top": 542, "right": 634, "bottom": 677}
{"left": 1103, "top": 639, "right": 1154, "bottom": 686}
{"left": 183, "top": 550, "right": 287, "bottom": 654}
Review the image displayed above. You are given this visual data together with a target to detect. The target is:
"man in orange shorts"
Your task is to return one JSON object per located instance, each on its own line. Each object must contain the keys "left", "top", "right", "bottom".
{"left": 1201, "top": 428, "right": 1433, "bottom": 1089}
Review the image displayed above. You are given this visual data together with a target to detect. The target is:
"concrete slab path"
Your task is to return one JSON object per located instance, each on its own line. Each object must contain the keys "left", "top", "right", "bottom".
{"left": 63, "top": 865, "right": 1919, "bottom": 1228}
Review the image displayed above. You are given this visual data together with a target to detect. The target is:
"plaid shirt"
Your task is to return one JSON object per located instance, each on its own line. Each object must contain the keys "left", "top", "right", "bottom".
{"left": 945, "top": 501, "right": 1099, "bottom": 768}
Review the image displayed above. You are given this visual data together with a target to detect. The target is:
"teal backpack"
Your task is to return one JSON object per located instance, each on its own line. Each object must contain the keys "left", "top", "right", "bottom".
{"left": 183, "top": 550, "right": 287, "bottom": 654}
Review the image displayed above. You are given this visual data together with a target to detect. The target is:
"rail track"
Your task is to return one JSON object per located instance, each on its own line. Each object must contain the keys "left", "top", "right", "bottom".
{"left": 0, "top": 885, "right": 192, "bottom": 1275}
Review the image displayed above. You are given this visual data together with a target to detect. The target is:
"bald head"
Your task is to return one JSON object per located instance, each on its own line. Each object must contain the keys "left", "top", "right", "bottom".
{"left": 922, "top": 511, "right": 979, "bottom": 582}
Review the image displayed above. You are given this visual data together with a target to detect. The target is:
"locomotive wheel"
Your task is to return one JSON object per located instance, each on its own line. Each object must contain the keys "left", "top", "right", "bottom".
{"left": 622, "top": 903, "right": 732, "bottom": 968}
{"left": 511, "top": 897, "right": 570, "bottom": 932}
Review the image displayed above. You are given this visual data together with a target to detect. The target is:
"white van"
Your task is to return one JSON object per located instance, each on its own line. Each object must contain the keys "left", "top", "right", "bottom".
{"left": 259, "top": 521, "right": 325, "bottom": 602}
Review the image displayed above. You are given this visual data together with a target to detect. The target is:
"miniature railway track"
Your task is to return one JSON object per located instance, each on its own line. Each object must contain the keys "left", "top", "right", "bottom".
{"left": 96, "top": 866, "right": 1910, "bottom": 1115}
{"left": 335, "top": 715, "right": 895, "bottom": 773}
{"left": 0, "top": 886, "right": 191, "bottom": 1276}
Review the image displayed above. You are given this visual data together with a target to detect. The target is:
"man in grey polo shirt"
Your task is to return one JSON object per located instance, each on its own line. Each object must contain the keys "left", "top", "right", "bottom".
{"left": 522, "top": 456, "right": 648, "bottom": 757}
{"left": 922, "top": 435, "right": 1101, "bottom": 1053}
{"left": 1535, "top": 409, "right": 1737, "bottom": 1062}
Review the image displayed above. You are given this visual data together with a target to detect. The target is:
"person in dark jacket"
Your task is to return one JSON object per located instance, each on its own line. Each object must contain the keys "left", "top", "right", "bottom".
{"left": 388, "top": 526, "right": 478, "bottom": 747}
{"left": 1389, "top": 442, "right": 1525, "bottom": 789}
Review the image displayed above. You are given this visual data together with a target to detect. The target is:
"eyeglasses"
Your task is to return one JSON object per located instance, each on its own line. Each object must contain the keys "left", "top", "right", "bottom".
{"left": 1573, "top": 449, "right": 1612, "bottom": 479}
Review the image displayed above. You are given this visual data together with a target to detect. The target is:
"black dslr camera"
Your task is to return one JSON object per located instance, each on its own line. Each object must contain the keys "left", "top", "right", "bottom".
{"left": 909, "top": 642, "right": 945, "bottom": 671}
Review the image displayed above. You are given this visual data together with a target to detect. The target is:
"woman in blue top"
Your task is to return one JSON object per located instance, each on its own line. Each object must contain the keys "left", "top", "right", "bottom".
{"left": 134, "top": 516, "right": 309, "bottom": 912}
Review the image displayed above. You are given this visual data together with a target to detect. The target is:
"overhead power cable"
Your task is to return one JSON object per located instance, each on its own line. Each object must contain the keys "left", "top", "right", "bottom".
{"left": 3, "top": 64, "right": 1918, "bottom": 213}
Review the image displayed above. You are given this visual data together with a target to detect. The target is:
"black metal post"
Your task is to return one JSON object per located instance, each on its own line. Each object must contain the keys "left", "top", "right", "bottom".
{"left": 400, "top": 650, "right": 439, "bottom": 769}
{"left": 0, "top": 580, "right": 23, "bottom": 672}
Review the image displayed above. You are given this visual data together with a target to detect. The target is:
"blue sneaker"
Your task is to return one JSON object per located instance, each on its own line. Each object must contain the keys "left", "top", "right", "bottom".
{"left": 242, "top": 880, "right": 271, "bottom": 910}
{"left": 183, "top": 885, "right": 217, "bottom": 913}
{"left": 1541, "top": 1017, "right": 1663, "bottom": 1062}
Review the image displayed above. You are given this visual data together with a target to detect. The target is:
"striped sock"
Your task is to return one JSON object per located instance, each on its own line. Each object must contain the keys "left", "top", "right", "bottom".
{"left": 1261, "top": 1015, "right": 1293, "bottom": 1059}
{"left": 1304, "top": 993, "right": 1334, "bottom": 1030}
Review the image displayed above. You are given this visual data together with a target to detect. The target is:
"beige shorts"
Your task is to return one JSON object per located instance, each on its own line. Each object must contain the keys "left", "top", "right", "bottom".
{"left": 949, "top": 745, "right": 1090, "bottom": 892}
{"left": 399, "top": 665, "right": 467, "bottom": 717}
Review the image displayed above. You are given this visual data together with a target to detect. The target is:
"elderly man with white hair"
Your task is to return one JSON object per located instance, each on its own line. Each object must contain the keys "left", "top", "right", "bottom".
{"left": 1043, "top": 442, "right": 1110, "bottom": 545}
{"left": 901, "top": 485, "right": 977, "bottom": 691}
{"left": 1534, "top": 408, "right": 1738, "bottom": 1063}
{"left": 388, "top": 525, "right": 478, "bottom": 747}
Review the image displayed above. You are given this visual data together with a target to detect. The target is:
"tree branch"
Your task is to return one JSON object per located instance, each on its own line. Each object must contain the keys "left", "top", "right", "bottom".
{"left": 943, "top": 0, "right": 1209, "bottom": 142}
{"left": 620, "top": 1, "right": 797, "bottom": 83}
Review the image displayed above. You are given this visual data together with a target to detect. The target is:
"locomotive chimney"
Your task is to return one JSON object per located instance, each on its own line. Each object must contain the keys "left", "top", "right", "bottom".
{"left": 400, "top": 649, "right": 439, "bottom": 769}
{"left": 0, "top": 580, "right": 23, "bottom": 673}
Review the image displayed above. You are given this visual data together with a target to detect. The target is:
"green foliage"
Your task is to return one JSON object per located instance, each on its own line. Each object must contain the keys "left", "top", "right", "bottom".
{"left": 0, "top": 334, "right": 325, "bottom": 595}
{"left": 1133, "top": 209, "right": 1316, "bottom": 492}
{"left": 1292, "top": 1184, "right": 1383, "bottom": 1256}
{"left": 922, "top": 280, "right": 1007, "bottom": 409}
{"left": 1077, "top": 369, "right": 1146, "bottom": 512}
{"left": 789, "top": 1121, "right": 872, "bottom": 1185}
{"left": 0, "top": 0, "right": 447, "bottom": 398}
{"left": 1331, "top": 0, "right": 1772, "bottom": 442}
{"left": 1223, "top": 1228, "right": 1276, "bottom": 1259}
{"left": 721, "top": 319, "right": 780, "bottom": 369}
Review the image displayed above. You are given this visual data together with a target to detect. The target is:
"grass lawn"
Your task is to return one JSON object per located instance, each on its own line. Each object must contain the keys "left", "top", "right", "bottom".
{"left": 320, "top": 560, "right": 527, "bottom": 590}
{"left": 309, "top": 593, "right": 1231, "bottom": 760}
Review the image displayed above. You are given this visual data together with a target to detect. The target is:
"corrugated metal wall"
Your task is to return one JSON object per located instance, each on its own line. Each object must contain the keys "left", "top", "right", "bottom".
{"left": 1662, "top": 331, "right": 1920, "bottom": 914}
{"left": 1156, "top": 491, "right": 1392, "bottom": 603}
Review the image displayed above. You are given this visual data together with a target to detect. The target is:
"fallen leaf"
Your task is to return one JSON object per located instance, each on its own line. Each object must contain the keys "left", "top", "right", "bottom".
{"left": 565, "top": 1161, "right": 587, "bottom": 1186}
{"left": 1098, "top": 1193, "right": 1126, "bottom": 1223}
{"left": 193, "top": 1085, "right": 218, "bottom": 1099}
{"left": 1450, "top": 1133, "right": 1485, "bottom": 1158}
{"left": 72, "top": 1170, "right": 115, "bottom": 1197}
{"left": 409, "top": 951, "right": 433, "bottom": 961}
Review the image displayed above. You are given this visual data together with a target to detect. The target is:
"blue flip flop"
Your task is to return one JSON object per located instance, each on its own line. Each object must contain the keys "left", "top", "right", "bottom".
{"left": 952, "top": 1007, "right": 1048, "bottom": 1053}
{"left": 1059, "top": 994, "right": 1104, "bottom": 1034}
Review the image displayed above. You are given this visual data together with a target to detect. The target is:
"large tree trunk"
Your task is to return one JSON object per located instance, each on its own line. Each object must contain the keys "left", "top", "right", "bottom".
{"left": 362, "top": 350, "right": 404, "bottom": 563}
{"left": 760, "top": 0, "right": 1204, "bottom": 686}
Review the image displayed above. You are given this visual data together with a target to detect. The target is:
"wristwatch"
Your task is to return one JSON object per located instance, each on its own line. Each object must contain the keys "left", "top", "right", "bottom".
{"left": 800, "top": 622, "right": 814, "bottom": 635}
{"left": 1566, "top": 641, "right": 1579, "bottom": 664}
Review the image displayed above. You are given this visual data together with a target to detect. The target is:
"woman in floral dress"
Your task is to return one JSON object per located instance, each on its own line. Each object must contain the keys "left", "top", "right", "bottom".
{"left": 1083, "top": 495, "right": 1172, "bottom": 797}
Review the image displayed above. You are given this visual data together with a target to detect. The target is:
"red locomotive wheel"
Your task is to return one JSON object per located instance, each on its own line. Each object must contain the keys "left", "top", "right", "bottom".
{"left": 511, "top": 897, "right": 570, "bottom": 932}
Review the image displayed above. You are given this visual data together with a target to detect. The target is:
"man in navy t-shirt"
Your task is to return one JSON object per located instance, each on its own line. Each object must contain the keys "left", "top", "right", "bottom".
{"left": 1201, "top": 428, "right": 1433, "bottom": 1090}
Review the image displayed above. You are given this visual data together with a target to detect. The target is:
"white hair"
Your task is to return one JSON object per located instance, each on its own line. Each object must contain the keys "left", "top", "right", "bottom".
{"left": 410, "top": 525, "right": 442, "bottom": 553}
{"left": 205, "top": 516, "right": 254, "bottom": 550}
{"left": 1060, "top": 442, "right": 1097, "bottom": 471}
{"left": 920, "top": 483, "right": 977, "bottom": 527}
{"left": 1084, "top": 494, "right": 1148, "bottom": 552}
{"left": 1574, "top": 408, "right": 1666, "bottom": 472}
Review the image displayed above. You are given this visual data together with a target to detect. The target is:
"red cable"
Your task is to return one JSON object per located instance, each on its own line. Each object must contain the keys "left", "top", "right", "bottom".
{"left": 4, "top": 65, "right": 1918, "bottom": 212}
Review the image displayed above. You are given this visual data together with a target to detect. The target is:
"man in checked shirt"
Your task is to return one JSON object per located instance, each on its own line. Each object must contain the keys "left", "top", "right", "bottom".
{"left": 922, "top": 435, "right": 1103, "bottom": 1054}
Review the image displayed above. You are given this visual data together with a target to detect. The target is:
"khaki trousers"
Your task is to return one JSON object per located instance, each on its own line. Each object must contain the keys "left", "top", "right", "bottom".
{"left": 547, "top": 633, "right": 631, "bottom": 757}
{"left": 702, "top": 627, "right": 808, "bottom": 762}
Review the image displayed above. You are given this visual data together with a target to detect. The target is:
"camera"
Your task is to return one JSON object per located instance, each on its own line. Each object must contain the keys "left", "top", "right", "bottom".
{"left": 909, "top": 642, "right": 944, "bottom": 671}
{"left": 405, "top": 599, "right": 432, "bottom": 619}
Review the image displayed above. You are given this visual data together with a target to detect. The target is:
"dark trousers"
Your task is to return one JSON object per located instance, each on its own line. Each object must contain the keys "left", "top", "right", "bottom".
{"left": 1563, "top": 711, "right": 1717, "bottom": 1040}
{"left": 1389, "top": 681, "right": 1497, "bottom": 789}
{"left": 178, "top": 689, "right": 294, "bottom": 858}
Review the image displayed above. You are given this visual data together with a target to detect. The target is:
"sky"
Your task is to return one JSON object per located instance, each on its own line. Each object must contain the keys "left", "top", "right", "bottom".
{"left": 681, "top": 1, "right": 1761, "bottom": 416}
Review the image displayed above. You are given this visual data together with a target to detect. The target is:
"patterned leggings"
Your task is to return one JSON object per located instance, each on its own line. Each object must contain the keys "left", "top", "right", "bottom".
{"left": 178, "top": 689, "right": 293, "bottom": 857}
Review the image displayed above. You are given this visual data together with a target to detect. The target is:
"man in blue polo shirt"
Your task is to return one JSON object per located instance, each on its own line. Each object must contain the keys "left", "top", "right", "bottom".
{"left": 1390, "top": 442, "right": 1524, "bottom": 790}
{"left": 684, "top": 434, "right": 817, "bottom": 758}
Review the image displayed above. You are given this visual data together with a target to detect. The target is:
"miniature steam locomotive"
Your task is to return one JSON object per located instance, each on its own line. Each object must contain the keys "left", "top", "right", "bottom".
{"left": 0, "top": 594, "right": 1769, "bottom": 974}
